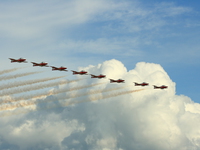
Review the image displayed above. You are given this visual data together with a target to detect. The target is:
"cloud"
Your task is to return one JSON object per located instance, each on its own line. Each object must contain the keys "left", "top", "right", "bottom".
{"left": 0, "top": 0, "right": 197, "bottom": 67}
{"left": 53, "top": 1, "right": 195, "bottom": 63}
{"left": 92, "top": 1, "right": 192, "bottom": 33}
{"left": 0, "top": 0, "right": 111, "bottom": 39}
{"left": 0, "top": 0, "right": 192, "bottom": 44}
{"left": 1, "top": 114, "right": 85, "bottom": 150}
{"left": 0, "top": 59, "right": 199, "bottom": 150}
{"left": 58, "top": 37, "right": 144, "bottom": 57}
{"left": 154, "top": 2, "right": 192, "bottom": 17}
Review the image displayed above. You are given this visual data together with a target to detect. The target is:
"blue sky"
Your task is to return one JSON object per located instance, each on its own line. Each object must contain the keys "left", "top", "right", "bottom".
{"left": 0, "top": 0, "right": 200, "bottom": 149}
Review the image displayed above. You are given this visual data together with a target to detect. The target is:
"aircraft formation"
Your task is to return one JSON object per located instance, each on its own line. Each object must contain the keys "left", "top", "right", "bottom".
{"left": 0, "top": 58, "right": 169, "bottom": 117}
{"left": 9, "top": 58, "right": 168, "bottom": 89}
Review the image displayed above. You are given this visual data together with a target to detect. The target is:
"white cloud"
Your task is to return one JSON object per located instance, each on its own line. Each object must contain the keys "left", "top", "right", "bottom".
{"left": 0, "top": 0, "right": 110, "bottom": 39}
{"left": 154, "top": 2, "right": 192, "bottom": 17}
{"left": 0, "top": 0, "right": 199, "bottom": 147}
{"left": 0, "top": 0, "right": 197, "bottom": 67}
{"left": 0, "top": 0, "right": 192, "bottom": 42}
{"left": 57, "top": 59, "right": 199, "bottom": 150}
{"left": 93, "top": 1, "right": 192, "bottom": 33}
{"left": 58, "top": 37, "right": 144, "bottom": 57}
{"left": 0, "top": 59, "right": 199, "bottom": 150}
{"left": 0, "top": 113, "right": 85, "bottom": 149}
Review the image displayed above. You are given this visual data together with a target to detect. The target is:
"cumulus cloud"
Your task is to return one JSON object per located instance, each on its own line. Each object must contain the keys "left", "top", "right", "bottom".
{"left": 0, "top": 114, "right": 85, "bottom": 150}
{"left": 0, "top": 59, "right": 199, "bottom": 150}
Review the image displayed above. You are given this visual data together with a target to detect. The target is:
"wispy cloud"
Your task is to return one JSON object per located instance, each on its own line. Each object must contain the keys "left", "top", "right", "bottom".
{"left": 154, "top": 2, "right": 192, "bottom": 17}
{"left": 0, "top": 0, "right": 192, "bottom": 40}
{"left": 0, "top": 0, "right": 197, "bottom": 65}
{"left": 0, "top": 0, "right": 110, "bottom": 39}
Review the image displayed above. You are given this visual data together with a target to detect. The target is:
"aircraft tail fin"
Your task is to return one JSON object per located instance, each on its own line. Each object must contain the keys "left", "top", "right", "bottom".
{"left": 153, "top": 85, "right": 158, "bottom": 89}
{"left": 110, "top": 79, "right": 114, "bottom": 83}
{"left": 9, "top": 58, "right": 15, "bottom": 62}
{"left": 71, "top": 71, "right": 75, "bottom": 74}
{"left": 91, "top": 74, "right": 95, "bottom": 78}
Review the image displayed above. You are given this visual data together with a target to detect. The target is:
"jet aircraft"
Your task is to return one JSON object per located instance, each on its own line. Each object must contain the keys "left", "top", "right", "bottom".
{"left": 31, "top": 62, "right": 48, "bottom": 67}
{"left": 50, "top": 66, "right": 68, "bottom": 71}
{"left": 134, "top": 82, "right": 149, "bottom": 86}
{"left": 91, "top": 74, "right": 106, "bottom": 79}
{"left": 9, "top": 58, "right": 27, "bottom": 63}
{"left": 110, "top": 79, "right": 125, "bottom": 83}
{"left": 153, "top": 85, "right": 168, "bottom": 89}
{"left": 71, "top": 70, "right": 88, "bottom": 75}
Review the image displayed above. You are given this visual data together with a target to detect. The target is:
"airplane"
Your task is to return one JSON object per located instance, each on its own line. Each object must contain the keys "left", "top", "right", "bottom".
{"left": 31, "top": 62, "right": 48, "bottom": 67}
{"left": 153, "top": 85, "right": 168, "bottom": 89}
{"left": 91, "top": 74, "right": 106, "bottom": 79}
{"left": 110, "top": 79, "right": 125, "bottom": 83}
{"left": 9, "top": 58, "right": 27, "bottom": 63}
{"left": 71, "top": 70, "right": 88, "bottom": 75}
{"left": 50, "top": 66, "right": 68, "bottom": 71}
{"left": 134, "top": 82, "right": 149, "bottom": 86}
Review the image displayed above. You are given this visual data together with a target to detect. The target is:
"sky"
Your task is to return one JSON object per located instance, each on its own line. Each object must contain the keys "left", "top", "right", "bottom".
{"left": 0, "top": 0, "right": 200, "bottom": 149}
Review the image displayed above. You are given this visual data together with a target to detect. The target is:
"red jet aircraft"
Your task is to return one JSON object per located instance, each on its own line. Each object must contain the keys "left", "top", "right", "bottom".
{"left": 31, "top": 62, "right": 48, "bottom": 67}
{"left": 91, "top": 74, "right": 106, "bottom": 79}
{"left": 153, "top": 85, "right": 168, "bottom": 89}
{"left": 110, "top": 79, "right": 125, "bottom": 83}
{"left": 9, "top": 58, "right": 27, "bottom": 63}
{"left": 51, "top": 66, "right": 68, "bottom": 71}
{"left": 134, "top": 82, "right": 149, "bottom": 86}
{"left": 71, "top": 70, "right": 88, "bottom": 75}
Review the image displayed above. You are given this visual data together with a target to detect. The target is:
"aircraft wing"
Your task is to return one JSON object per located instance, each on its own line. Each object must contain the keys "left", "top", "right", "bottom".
{"left": 51, "top": 66, "right": 58, "bottom": 69}
{"left": 91, "top": 74, "right": 97, "bottom": 77}
{"left": 9, "top": 58, "right": 15, "bottom": 61}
